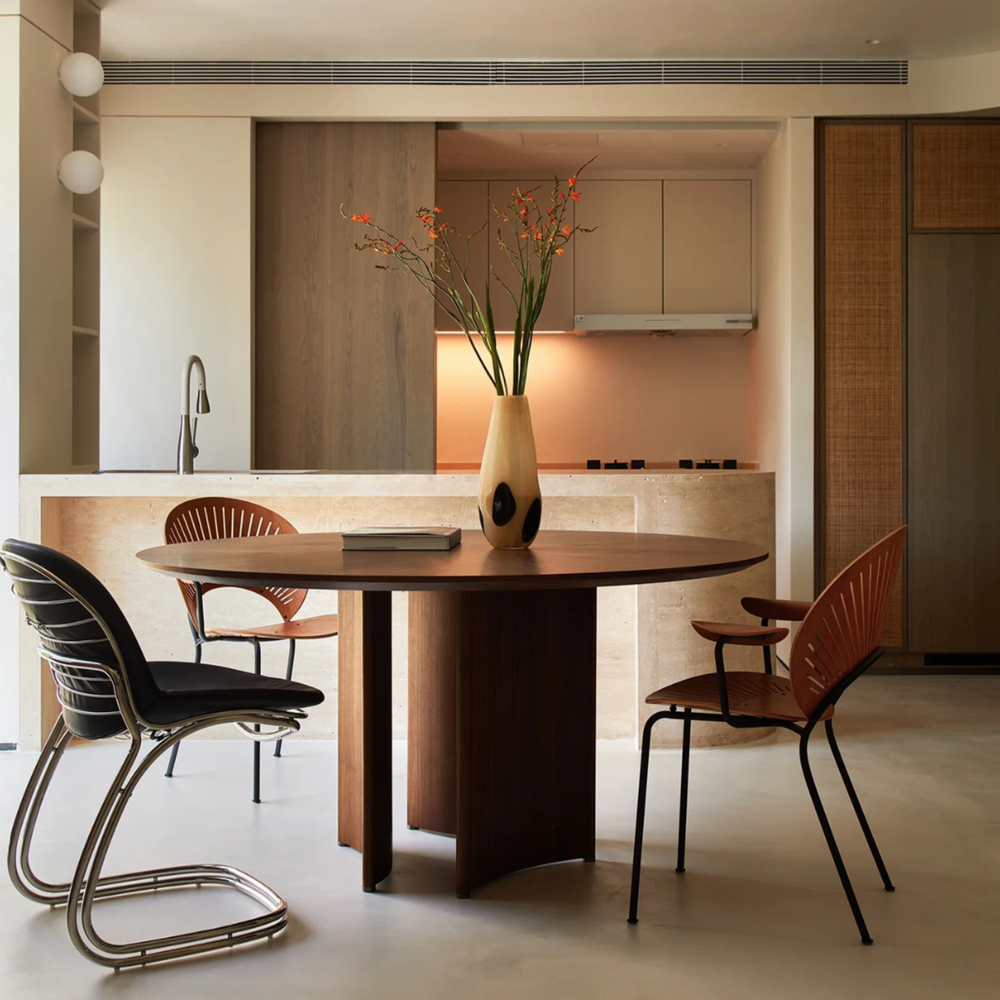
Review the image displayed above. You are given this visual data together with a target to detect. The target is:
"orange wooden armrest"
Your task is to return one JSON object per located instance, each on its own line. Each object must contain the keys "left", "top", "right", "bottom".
{"left": 740, "top": 596, "right": 812, "bottom": 622}
{"left": 691, "top": 620, "right": 789, "bottom": 646}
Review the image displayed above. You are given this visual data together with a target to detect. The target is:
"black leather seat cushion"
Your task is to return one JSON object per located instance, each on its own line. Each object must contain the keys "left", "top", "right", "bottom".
{"left": 143, "top": 661, "right": 324, "bottom": 727}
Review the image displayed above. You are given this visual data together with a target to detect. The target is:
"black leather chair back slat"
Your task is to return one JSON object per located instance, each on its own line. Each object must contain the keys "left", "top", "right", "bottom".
{"left": 2, "top": 539, "right": 157, "bottom": 740}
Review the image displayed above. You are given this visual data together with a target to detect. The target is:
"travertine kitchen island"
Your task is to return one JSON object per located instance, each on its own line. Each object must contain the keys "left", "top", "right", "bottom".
{"left": 17, "top": 471, "right": 774, "bottom": 750}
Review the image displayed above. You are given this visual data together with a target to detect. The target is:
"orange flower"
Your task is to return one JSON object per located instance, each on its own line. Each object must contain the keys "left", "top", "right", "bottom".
{"left": 428, "top": 229, "right": 438, "bottom": 239}
{"left": 518, "top": 207, "right": 528, "bottom": 216}
{"left": 433, "top": 206, "right": 443, "bottom": 213}
{"left": 568, "top": 176, "right": 577, "bottom": 187}
{"left": 570, "top": 191, "right": 580, "bottom": 202}
{"left": 555, "top": 247, "right": 565, "bottom": 255}
{"left": 350, "top": 212, "right": 371, "bottom": 223}
{"left": 561, "top": 225, "right": 571, "bottom": 235}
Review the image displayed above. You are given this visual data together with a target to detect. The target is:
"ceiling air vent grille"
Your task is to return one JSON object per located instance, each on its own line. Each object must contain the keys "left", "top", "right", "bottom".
{"left": 102, "top": 59, "right": 908, "bottom": 87}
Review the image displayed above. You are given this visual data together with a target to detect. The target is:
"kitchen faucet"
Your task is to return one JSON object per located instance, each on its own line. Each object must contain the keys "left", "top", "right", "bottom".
{"left": 177, "top": 355, "right": 211, "bottom": 475}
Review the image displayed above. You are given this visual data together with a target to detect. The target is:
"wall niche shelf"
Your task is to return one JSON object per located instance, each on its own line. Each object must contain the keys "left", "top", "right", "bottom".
{"left": 70, "top": 0, "right": 101, "bottom": 468}
{"left": 72, "top": 101, "right": 99, "bottom": 125}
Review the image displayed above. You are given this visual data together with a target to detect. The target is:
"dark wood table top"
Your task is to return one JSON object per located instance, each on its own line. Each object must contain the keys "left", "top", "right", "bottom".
{"left": 136, "top": 530, "right": 768, "bottom": 592}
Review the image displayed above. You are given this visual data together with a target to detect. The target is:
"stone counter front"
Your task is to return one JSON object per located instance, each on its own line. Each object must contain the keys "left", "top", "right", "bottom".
{"left": 18, "top": 472, "right": 774, "bottom": 750}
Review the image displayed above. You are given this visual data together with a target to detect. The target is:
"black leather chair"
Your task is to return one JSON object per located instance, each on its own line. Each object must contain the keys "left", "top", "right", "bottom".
{"left": 2, "top": 539, "right": 324, "bottom": 969}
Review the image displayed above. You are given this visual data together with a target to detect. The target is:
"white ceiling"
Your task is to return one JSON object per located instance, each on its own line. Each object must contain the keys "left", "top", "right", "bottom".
{"left": 100, "top": 0, "right": 1000, "bottom": 62}
{"left": 437, "top": 126, "right": 781, "bottom": 174}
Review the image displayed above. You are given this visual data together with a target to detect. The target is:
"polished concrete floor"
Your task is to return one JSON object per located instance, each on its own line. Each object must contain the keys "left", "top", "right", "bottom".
{"left": 1, "top": 675, "right": 998, "bottom": 999}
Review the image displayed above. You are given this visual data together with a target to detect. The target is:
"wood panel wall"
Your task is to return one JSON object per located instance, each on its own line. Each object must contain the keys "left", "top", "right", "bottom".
{"left": 818, "top": 122, "right": 904, "bottom": 645}
{"left": 907, "top": 235, "right": 1000, "bottom": 652}
{"left": 912, "top": 123, "right": 1000, "bottom": 230}
{"left": 255, "top": 123, "right": 437, "bottom": 471}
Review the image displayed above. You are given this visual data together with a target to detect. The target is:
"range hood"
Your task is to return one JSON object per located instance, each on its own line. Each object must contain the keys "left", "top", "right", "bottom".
{"left": 573, "top": 314, "right": 755, "bottom": 336}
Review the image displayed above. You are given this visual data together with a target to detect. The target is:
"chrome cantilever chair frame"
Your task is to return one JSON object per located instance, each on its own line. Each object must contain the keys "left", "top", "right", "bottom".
{"left": 5, "top": 551, "right": 304, "bottom": 969}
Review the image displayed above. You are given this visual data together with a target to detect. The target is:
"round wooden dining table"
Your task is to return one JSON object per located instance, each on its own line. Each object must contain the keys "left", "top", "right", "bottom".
{"left": 137, "top": 529, "right": 767, "bottom": 897}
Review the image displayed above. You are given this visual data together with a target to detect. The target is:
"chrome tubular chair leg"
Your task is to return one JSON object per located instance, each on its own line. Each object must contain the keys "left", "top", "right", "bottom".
{"left": 252, "top": 638, "right": 262, "bottom": 804}
{"left": 676, "top": 710, "right": 692, "bottom": 874}
{"left": 799, "top": 727, "right": 873, "bottom": 945}
{"left": 628, "top": 711, "right": 665, "bottom": 924}
{"left": 825, "top": 720, "right": 895, "bottom": 892}
{"left": 274, "top": 638, "right": 296, "bottom": 759}
{"left": 8, "top": 717, "right": 75, "bottom": 904}
{"left": 63, "top": 716, "right": 294, "bottom": 969}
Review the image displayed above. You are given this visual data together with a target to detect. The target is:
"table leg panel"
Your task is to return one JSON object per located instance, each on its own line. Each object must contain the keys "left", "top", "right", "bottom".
{"left": 454, "top": 588, "right": 597, "bottom": 897}
{"left": 338, "top": 590, "right": 393, "bottom": 891}
{"left": 408, "top": 592, "right": 459, "bottom": 834}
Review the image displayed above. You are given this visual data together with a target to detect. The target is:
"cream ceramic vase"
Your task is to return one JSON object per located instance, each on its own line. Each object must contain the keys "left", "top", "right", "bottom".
{"left": 477, "top": 395, "right": 542, "bottom": 550}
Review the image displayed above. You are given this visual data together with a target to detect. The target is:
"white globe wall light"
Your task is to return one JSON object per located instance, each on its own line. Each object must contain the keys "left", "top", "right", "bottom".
{"left": 58, "top": 52, "right": 104, "bottom": 97}
{"left": 58, "top": 150, "right": 104, "bottom": 194}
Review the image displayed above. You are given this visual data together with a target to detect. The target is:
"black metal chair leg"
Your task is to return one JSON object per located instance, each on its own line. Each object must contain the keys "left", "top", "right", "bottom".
{"left": 628, "top": 711, "right": 664, "bottom": 924}
{"left": 252, "top": 639, "right": 262, "bottom": 804}
{"left": 164, "top": 644, "right": 201, "bottom": 778}
{"left": 274, "top": 639, "right": 296, "bottom": 758}
{"left": 676, "top": 710, "right": 692, "bottom": 873}
{"left": 164, "top": 743, "right": 180, "bottom": 778}
{"left": 825, "top": 720, "right": 894, "bottom": 891}
{"left": 799, "top": 728, "right": 873, "bottom": 945}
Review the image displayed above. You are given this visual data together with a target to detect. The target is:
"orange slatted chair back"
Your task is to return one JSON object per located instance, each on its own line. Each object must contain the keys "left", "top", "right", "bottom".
{"left": 164, "top": 497, "right": 307, "bottom": 627}
{"left": 789, "top": 526, "right": 908, "bottom": 719}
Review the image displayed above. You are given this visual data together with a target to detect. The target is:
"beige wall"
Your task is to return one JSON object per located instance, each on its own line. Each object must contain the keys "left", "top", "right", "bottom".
{"left": 437, "top": 334, "right": 750, "bottom": 466}
{"left": 100, "top": 116, "right": 253, "bottom": 471}
{"left": 100, "top": 49, "right": 1000, "bottom": 121}
{"left": 747, "top": 118, "right": 814, "bottom": 618}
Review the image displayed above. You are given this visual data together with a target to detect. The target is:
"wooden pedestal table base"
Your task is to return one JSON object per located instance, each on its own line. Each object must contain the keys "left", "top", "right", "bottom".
{"left": 408, "top": 589, "right": 597, "bottom": 897}
{"left": 136, "top": 529, "right": 767, "bottom": 897}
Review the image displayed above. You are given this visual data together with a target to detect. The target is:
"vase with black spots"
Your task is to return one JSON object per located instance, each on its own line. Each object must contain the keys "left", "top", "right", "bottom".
{"left": 477, "top": 395, "right": 542, "bottom": 550}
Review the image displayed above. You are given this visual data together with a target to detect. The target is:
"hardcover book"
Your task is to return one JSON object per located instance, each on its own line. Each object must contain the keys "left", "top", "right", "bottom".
{"left": 341, "top": 527, "right": 462, "bottom": 551}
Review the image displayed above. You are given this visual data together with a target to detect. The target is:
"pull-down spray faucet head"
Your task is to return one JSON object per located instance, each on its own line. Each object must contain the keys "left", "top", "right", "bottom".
{"left": 178, "top": 355, "right": 210, "bottom": 474}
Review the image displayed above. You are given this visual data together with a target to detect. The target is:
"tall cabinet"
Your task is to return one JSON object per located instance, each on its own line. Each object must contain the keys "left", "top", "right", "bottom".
{"left": 817, "top": 119, "right": 1000, "bottom": 662}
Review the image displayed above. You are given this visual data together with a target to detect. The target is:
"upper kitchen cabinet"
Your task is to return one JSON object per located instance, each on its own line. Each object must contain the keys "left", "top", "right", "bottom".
{"left": 911, "top": 122, "right": 1000, "bottom": 230}
{"left": 434, "top": 180, "right": 490, "bottom": 332}
{"left": 487, "top": 179, "right": 576, "bottom": 333}
{"left": 663, "top": 180, "right": 752, "bottom": 313}
{"left": 574, "top": 181, "right": 663, "bottom": 315}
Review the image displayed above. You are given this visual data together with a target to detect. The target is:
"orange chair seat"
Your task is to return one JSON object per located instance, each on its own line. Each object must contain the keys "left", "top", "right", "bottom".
{"left": 646, "top": 671, "right": 832, "bottom": 722}
{"left": 207, "top": 613, "right": 339, "bottom": 641}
